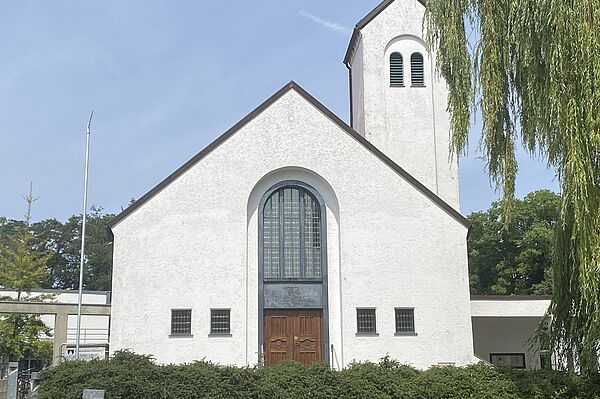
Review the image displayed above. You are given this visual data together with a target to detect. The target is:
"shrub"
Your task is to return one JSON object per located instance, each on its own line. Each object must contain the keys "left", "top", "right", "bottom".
{"left": 37, "top": 352, "right": 600, "bottom": 399}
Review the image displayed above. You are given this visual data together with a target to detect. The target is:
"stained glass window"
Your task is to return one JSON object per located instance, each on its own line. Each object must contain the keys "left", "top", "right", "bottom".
{"left": 263, "top": 186, "right": 322, "bottom": 279}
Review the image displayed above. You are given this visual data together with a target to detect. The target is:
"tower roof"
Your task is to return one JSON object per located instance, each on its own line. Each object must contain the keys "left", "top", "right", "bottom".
{"left": 343, "top": 0, "right": 426, "bottom": 66}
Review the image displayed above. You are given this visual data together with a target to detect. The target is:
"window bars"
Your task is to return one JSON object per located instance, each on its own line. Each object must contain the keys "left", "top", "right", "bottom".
{"left": 395, "top": 308, "right": 415, "bottom": 333}
{"left": 210, "top": 309, "right": 231, "bottom": 335}
{"left": 171, "top": 309, "right": 192, "bottom": 335}
{"left": 356, "top": 308, "right": 377, "bottom": 334}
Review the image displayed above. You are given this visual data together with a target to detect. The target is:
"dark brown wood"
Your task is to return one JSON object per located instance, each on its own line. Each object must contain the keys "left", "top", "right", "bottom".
{"left": 264, "top": 310, "right": 322, "bottom": 366}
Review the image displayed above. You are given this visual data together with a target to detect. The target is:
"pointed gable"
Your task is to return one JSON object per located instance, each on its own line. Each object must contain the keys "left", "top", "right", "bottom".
{"left": 108, "top": 81, "right": 469, "bottom": 232}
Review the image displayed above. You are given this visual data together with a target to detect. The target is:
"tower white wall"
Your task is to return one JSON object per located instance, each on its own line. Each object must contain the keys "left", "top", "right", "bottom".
{"left": 348, "top": 0, "right": 460, "bottom": 209}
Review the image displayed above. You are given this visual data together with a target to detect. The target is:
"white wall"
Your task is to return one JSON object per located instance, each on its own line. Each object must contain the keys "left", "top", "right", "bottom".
{"left": 350, "top": 38, "right": 366, "bottom": 135}
{"left": 110, "top": 88, "right": 475, "bottom": 368}
{"left": 348, "top": 0, "right": 460, "bottom": 209}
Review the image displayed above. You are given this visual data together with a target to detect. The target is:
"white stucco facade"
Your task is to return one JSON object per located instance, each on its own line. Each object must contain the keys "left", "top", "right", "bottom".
{"left": 110, "top": 86, "right": 475, "bottom": 368}
{"left": 347, "top": 0, "right": 459, "bottom": 209}
{"left": 108, "top": 0, "right": 546, "bottom": 370}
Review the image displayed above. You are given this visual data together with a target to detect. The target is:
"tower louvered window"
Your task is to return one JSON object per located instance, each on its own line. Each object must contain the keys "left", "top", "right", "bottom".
{"left": 263, "top": 186, "right": 322, "bottom": 279}
{"left": 390, "top": 52, "right": 404, "bottom": 87}
{"left": 411, "top": 52, "right": 425, "bottom": 86}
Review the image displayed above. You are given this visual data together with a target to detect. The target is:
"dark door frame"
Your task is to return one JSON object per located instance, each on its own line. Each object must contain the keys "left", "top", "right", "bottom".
{"left": 258, "top": 180, "right": 329, "bottom": 365}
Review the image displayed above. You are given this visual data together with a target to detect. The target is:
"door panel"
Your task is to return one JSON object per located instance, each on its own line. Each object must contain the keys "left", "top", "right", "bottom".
{"left": 295, "top": 314, "right": 321, "bottom": 364}
{"left": 264, "top": 310, "right": 322, "bottom": 366}
{"left": 264, "top": 315, "right": 292, "bottom": 365}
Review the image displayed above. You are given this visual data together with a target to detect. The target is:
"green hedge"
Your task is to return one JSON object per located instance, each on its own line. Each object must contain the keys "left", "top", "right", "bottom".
{"left": 37, "top": 352, "right": 600, "bottom": 399}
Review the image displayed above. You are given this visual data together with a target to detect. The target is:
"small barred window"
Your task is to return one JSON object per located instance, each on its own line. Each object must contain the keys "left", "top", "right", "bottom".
{"left": 395, "top": 308, "right": 415, "bottom": 333}
{"left": 210, "top": 309, "right": 231, "bottom": 335}
{"left": 171, "top": 309, "right": 192, "bottom": 335}
{"left": 356, "top": 308, "right": 377, "bottom": 334}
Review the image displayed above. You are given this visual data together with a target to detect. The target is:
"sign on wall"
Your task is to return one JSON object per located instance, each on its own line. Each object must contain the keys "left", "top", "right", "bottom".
{"left": 62, "top": 345, "right": 108, "bottom": 361}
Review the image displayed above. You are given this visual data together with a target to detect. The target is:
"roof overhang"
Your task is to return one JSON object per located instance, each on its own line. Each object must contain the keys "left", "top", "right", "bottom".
{"left": 470, "top": 295, "right": 551, "bottom": 318}
{"left": 344, "top": 0, "right": 427, "bottom": 66}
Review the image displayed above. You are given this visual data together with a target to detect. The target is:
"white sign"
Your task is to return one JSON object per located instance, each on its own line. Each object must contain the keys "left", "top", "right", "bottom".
{"left": 62, "top": 345, "right": 108, "bottom": 361}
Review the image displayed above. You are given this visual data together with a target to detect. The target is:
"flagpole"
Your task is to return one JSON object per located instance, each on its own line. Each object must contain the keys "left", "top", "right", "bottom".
{"left": 75, "top": 110, "right": 93, "bottom": 360}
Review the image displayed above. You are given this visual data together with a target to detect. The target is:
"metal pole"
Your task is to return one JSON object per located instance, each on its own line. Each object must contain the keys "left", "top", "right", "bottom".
{"left": 75, "top": 111, "right": 93, "bottom": 360}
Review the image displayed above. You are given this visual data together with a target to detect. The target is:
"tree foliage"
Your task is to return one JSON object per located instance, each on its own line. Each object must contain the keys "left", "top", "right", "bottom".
{"left": 425, "top": 0, "right": 600, "bottom": 373}
{"left": 467, "top": 189, "right": 560, "bottom": 295}
{"left": 0, "top": 206, "right": 114, "bottom": 363}
{"left": 0, "top": 206, "right": 115, "bottom": 291}
{"left": 0, "top": 225, "right": 53, "bottom": 362}
{"left": 0, "top": 227, "right": 50, "bottom": 299}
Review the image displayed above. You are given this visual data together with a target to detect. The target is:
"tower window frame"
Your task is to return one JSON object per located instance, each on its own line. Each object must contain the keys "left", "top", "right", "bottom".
{"left": 389, "top": 52, "right": 404, "bottom": 87}
{"left": 410, "top": 52, "right": 425, "bottom": 87}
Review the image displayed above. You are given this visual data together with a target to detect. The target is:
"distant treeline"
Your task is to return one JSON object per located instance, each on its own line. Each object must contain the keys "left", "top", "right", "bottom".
{"left": 0, "top": 206, "right": 114, "bottom": 291}
{"left": 0, "top": 189, "right": 560, "bottom": 295}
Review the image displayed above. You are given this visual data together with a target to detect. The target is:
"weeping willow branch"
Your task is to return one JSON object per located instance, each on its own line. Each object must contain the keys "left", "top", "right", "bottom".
{"left": 426, "top": 0, "right": 600, "bottom": 374}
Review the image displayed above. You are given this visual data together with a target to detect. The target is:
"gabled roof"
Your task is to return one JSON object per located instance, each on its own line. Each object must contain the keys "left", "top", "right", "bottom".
{"left": 108, "top": 81, "right": 470, "bottom": 232}
{"left": 343, "top": 0, "right": 426, "bottom": 66}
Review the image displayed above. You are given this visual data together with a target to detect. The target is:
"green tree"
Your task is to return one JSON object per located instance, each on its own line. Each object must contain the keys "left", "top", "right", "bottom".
{"left": 468, "top": 190, "right": 560, "bottom": 295}
{"left": 17, "top": 205, "right": 115, "bottom": 291}
{"left": 0, "top": 227, "right": 50, "bottom": 300}
{"left": 0, "top": 226, "right": 53, "bottom": 362}
{"left": 425, "top": 1, "right": 600, "bottom": 372}
{"left": 50, "top": 206, "right": 113, "bottom": 291}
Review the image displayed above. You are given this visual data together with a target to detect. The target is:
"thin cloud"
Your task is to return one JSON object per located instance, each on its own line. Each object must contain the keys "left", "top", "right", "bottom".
{"left": 299, "top": 11, "right": 352, "bottom": 35}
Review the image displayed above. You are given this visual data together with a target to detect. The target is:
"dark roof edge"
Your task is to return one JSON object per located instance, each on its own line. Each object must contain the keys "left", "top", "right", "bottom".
{"left": 343, "top": 28, "right": 361, "bottom": 66}
{"left": 343, "top": 0, "right": 426, "bottom": 66}
{"left": 109, "top": 80, "right": 470, "bottom": 231}
{"left": 470, "top": 295, "right": 552, "bottom": 301}
{"left": 290, "top": 83, "right": 470, "bottom": 229}
{"left": 108, "top": 82, "right": 298, "bottom": 229}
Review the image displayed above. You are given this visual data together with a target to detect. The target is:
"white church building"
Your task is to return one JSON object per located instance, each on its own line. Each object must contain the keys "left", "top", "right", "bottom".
{"left": 108, "top": 0, "right": 550, "bottom": 370}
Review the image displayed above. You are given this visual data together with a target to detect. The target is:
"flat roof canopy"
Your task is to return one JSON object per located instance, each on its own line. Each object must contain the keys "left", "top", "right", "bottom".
{"left": 470, "top": 295, "right": 550, "bottom": 318}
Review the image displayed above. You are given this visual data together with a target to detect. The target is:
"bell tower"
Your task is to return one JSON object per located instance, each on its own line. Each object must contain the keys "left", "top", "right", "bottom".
{"left": 344, "top": 0, "right": 460, "bottom": 209}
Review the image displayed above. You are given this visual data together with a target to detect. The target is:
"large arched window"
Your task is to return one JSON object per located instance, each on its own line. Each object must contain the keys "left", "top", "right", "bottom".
{"left": 390, "top": 52, "right": 404, "bottom": 87}
{"left": 410, "top": 52, "right": 425, "bottom": 86}
{"left": 263, "top": 186, "right": 322, "bottom": 279}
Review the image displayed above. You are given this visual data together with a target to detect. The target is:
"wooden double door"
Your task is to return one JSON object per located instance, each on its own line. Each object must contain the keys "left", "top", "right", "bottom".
{"left": 263, "top": 309, "right": 323, "bottom": 366}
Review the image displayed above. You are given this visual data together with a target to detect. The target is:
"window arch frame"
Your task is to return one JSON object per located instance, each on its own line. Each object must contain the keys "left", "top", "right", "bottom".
{"left": 259, "top": 181, "right": 327, "bottom": 282}
{"left": 389, "top": 52, "right": 404, "bottom": 87}
{"left": 410, "top": 52, "right": 425, "bottom": 87}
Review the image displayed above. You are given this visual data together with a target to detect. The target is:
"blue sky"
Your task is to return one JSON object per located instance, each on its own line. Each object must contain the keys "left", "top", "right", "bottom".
{"left": 0, "top": 1, "right": 558, "bottom": 222}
